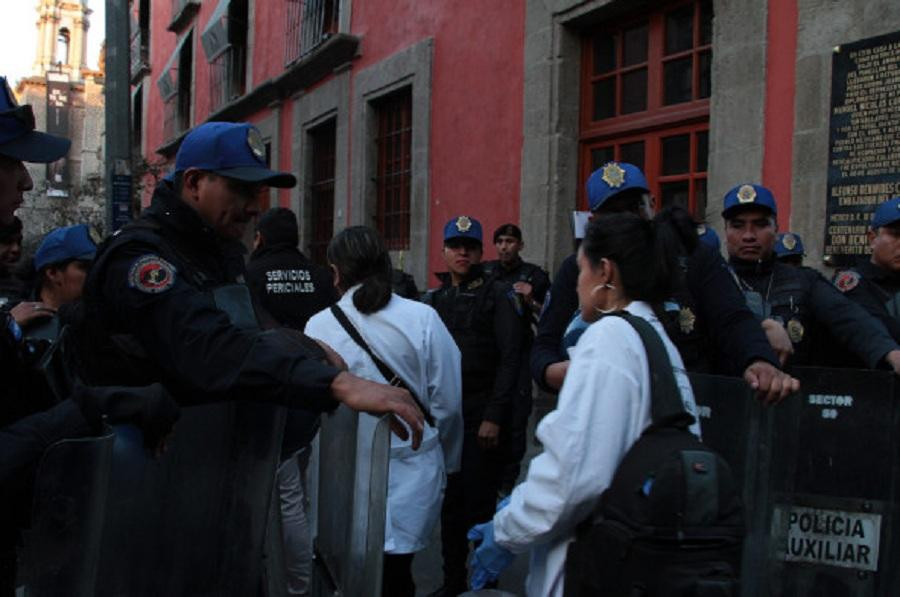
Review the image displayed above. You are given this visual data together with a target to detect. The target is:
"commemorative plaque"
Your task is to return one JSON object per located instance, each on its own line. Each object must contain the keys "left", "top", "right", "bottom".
{"left": 823, "top": 31, "right": 900, "bottom": 267}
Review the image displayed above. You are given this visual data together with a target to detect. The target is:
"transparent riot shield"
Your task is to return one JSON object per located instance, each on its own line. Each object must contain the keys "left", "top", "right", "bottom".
{"left": 311, "top": 405, "right": 391, "bottom": 597}
{"left": 94, "top": 402, "right": 286, "bottom": 596}
{"left": 758, "top": 367, "right": 898, "bottom": 597}
{"left": 23, "top": 430, "right": 114, "bottom": 597}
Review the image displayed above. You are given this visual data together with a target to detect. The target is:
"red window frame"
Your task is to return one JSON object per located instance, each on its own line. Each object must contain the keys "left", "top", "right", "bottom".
{"left": 579, "top": 0, "right": 712, "bottom": 218}
{"left": 308, "top": 120, "right": 336, "bottom": 266}
{"left": 374, "top": 89, "right": 412, "bottom": 251}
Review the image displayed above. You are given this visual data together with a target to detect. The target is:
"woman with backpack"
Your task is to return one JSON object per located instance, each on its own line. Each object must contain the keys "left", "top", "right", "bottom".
{"left": 304, "top": 226, "right": 463, "bottom": 597}
{"left": 467, "top": 211, "right": 704, "bottom": 596}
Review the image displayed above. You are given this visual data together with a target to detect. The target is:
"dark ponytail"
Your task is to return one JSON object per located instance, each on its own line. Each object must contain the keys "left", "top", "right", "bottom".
{"left": 326, "top": 226, "right": 393, "bottom": 314}
{"left": 582, "top": 211, "right": 685, "bottom": 303}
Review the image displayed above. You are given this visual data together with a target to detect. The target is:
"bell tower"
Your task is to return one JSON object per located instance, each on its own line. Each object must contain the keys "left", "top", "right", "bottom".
{"left": 32, "top": 0, "right": 92, "bottom": 81}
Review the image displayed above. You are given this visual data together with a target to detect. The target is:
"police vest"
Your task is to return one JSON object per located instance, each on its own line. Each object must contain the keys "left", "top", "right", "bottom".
{"left": 76, "top": 219, "right": 258, "bottom": 387}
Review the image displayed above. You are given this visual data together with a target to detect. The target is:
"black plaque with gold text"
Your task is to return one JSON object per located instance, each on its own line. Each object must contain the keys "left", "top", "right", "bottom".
{"left": 824, "top": 30, "right": 900, "bottom": 266}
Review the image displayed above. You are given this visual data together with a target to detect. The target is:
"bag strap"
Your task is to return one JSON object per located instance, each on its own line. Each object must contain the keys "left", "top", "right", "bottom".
{"left": 611, "top": 311, "right": 695, "bottom": 429}
{"left": 330, "top": 305, "right": 436, "bottom": 428}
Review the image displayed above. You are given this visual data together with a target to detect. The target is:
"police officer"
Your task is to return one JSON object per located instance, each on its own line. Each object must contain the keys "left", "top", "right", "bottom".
{"left": 246, "top": 206, "right": 336, "bottom": 329}
{"left": 833, "top": 197, "right": 900, "bottom": 343}
{"left": 423, "top": 216, "right": 524, "bottom": 596}
{"left": 723, "top": 183, "right": 900, "bottom": 371}
{"left": 774, "top": 231, "right": 805, "bottom": 266}
{"left": 483, "top": 223, "right": 550, "bottom": 492}
{"left": 532, "top": 162, "right": 797, "bottom": 402}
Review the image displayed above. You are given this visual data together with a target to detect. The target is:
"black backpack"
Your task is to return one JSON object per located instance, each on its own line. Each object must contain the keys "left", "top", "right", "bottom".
{"left": 564, "top": 312, "right": 744, "bottom": 597}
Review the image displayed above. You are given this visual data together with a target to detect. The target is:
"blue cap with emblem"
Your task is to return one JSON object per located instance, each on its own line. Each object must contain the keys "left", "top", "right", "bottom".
{"left": 443, "top": 215, "right": 482, "bottom": 243}
{"left": 696, "top": 224, "right": 720, "bottom": 251}
{"left": 871, "top": 197, "right": 900, "bottom": 229}
{"left": 586, "top": 162, "right": 649, "bottom": 212}
{"left": 722, "top": 183, "right": 777, "bottom": 219}
{"left": 0, "top": 76, "right": 70, "bottom": 163}
{"left": 774, "top": 232, "right": 805, "bottom": 258}
{"left": 167, "top": 121, "right": 295, "bottom": 188}
{"left": 34, "top": 224, "right": 98, "bottom": 270}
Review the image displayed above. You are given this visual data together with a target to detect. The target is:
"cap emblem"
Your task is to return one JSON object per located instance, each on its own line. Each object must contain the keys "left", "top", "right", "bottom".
{"left": 456, "top": 216, "right": 472, "bottom": 233}
{"left": 88, "top": 226, "right": 103, "bottom": 246}
{"left": 697, "top": 224, "right": 707, "bottom": 236}
{"left": 601, "top": 162, "right": 626, "bottom": 189}
{"left": 787, "top": 318, "right": 805, "bottom": 344}
{"left": 782, "top": 234, "right": 797, "bottom": 251}
{"left": 737, "top": 185, "right": 757, "bottom": 204}
{"left": 247, "top": 128, "right": 266, "bottom": 161}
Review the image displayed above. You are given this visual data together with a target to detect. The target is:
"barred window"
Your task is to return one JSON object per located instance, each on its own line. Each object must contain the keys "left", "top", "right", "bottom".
{"left": 308, "top": 120, "right": 336, "bottom": 265}
{"left": 373, "top": 89, "right": 412, "bottom": 251}
{"left": 284, "top": 0, "right": 339, "bottom": 65}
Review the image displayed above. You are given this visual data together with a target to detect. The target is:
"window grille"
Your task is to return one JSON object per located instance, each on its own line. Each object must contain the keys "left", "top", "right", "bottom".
{"left": 374, "top": 89, "right": 412, "bottom": 251}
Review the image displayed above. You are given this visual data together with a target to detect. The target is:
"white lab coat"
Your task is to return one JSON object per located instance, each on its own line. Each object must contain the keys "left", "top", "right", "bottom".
{"left": 493, "top": 301, "right": 700, "bottom": 597}
{"left": 305, "top": 286, "right": 463, "bottom": 553}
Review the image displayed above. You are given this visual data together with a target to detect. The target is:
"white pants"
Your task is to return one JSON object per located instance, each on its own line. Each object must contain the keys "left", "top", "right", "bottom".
{"left": 278, "top": 448, "right": 312, "bottom": 596}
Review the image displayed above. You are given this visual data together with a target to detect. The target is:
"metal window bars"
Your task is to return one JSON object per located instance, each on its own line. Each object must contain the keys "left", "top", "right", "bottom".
{"left": 284, "top": 0, "right": 339, "bottom": 65}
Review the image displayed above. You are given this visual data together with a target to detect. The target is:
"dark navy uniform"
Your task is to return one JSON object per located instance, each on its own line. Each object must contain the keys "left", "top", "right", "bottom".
{"left": 75, "top": 180, "right": 341, "bottom": 410}
{"left": 424, "top": 262, "right": 524, "bottom": 593}
{"left": 531, "top": 243, "right": 777, "bottom": 389}
{"left": 730, "top": 257, "right": 898, "bottom": 369}
{"left": 246, "top": 242, "right": 336, "bottom": 330}
{"left": 483, "top": 257, "right": 551, "bottom": 324}
{"left": 834, "top": 261, "right": 900, "bottom": 343}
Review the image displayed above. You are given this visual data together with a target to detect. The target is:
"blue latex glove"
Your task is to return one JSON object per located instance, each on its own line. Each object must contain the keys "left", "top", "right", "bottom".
{"left": 467, "top": 520, "right": 515, "bottom": 590}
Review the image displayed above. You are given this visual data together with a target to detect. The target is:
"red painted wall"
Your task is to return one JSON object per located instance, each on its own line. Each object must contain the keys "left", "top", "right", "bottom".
{"left": 351, "top": 0, "right": 526, "bottom": 278}
{"left": 142, "top": 0, "right": 527, "bottom": 279}
{"left": 762, "top": 0, "right": 798, "bottom": 230}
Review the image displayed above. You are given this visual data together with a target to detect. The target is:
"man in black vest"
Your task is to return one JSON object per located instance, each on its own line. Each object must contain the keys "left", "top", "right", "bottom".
{"left": 833, "top": 197, "right": 900, "bottom": 344}
{"left": 483, "top": 223, "right": 550, "bottom": 493}
{"left": 723, "top": 183, "right": 900, "bottom": 371}
{"left": 423, "top": 216, "right": 523, "bottom": 596}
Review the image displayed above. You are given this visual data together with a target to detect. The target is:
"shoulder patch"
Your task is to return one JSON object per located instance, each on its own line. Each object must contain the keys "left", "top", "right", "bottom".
{"left": 128, "top": 255, "right": 177, "bottom": 294}
{"left": 834, "top": 270, "right": 860, "bottom": 293}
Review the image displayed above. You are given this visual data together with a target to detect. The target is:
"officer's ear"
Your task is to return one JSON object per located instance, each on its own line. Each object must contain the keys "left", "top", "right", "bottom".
{"left": 329, "top": 263, "right": 341, "bottom": 292}
{"left": 180, "top": 168, "right": 205, "bottom": 201}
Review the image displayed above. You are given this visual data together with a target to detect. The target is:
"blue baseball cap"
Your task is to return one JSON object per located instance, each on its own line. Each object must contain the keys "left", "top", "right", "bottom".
{"left": 722, "top": 183, "right": 777, "bottom": 218}
{"left": 443, "top": 216, "right": 483, "bottom": 243}
{"left": 586, "top": 162, "right": 650, "bottom": 211}
{"left": 0, "top": 76, "right": 70, "bottom": 163}
{"left": 168, "top": 121, "right": 295, "bottom": 188}
{"left": 696, "top": 224, "right": 720, "bottom": 251}
{"left": 34, "top": 224, "right": 98, "bottom": 270}
{"left": 774, "top": 232, "right": 805, "bottom": 258}
{"left": 871, "top": 197, "right": 900, "bottom": 229}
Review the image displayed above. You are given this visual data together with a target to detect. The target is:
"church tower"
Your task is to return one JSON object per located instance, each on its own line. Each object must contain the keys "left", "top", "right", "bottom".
{"left": 32, "top": 0, "right": 92, "bottom": 82}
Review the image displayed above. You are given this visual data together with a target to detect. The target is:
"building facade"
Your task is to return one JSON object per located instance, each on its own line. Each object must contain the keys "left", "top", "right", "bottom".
{"left": 133, "top": 0, "right": 900, "bottom": 286}
{"left": 16, "top": 0, "right": 106, "bottom": 240}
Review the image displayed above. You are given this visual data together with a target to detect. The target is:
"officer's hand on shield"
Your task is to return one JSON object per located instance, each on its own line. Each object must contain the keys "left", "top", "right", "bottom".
{"left": 761, "top": 318, "right": 794, "bottom": 366}
{"left": 329, "top": 371, "right": 425, "bottom": 449}
{"left": 743, "top": 360, "right": 799, "bottom": 404}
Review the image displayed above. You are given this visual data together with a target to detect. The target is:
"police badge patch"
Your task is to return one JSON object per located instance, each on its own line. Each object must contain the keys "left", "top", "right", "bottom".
{"left": 128, "top": 255, "right": 177, "bottom": 294}
{"left": 737, "top": 185, "right": 757, "bottom": 204}
{"left": 601, "top": 162, "right": 626, "bottom": 188}
{"left": 782, "top": 234, "right": 797, "bottom": 251}
{"left": 247, "top": 128, "right": 266, "bottom": 161}
{"left": 834, "top": 270, "right": 860, "bottom": 293}
{"left": 456, "top": 216, "right": 472, "bottom": 232}
{"left": 787, "top": 318, "right": 805, "bottom": 344}
{"left": 678, "top": 307, "right": 696, "bottom": 334}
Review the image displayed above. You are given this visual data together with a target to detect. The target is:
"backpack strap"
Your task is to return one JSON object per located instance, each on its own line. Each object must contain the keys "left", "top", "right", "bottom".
{"left": 330, "top": 305, "right": 436, "bottom": 428}
{"left": 612, "top": 311, "right": 695, "bottom": 430}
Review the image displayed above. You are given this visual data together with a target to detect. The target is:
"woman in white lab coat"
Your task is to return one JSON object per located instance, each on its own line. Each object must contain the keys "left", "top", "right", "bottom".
{"left": 468, "top": 211, "right": 702, "bottom": 596}
{"left": 304, "top": 226, "right": 463, "bottom": 597}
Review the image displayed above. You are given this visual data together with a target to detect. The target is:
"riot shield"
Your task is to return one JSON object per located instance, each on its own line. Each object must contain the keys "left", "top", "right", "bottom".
{"left": 311, "top": 406, "right": 391, "bottom": 597}
{"left": 23, "top": 430, "right": 114, "bottom": 597}
{"left": 759, "top": 367, "right": 898, "bottom": 597}
{"left": 94, "top": 402, "right": 286, "bottom": 596}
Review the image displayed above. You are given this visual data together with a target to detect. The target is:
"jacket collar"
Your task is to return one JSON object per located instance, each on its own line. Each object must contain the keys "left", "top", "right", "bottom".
{"left": 728, "top": 255, "right": 776, "bottom": 277}
{"left": 433, "top": 263, "right": 486, "bottom": 288}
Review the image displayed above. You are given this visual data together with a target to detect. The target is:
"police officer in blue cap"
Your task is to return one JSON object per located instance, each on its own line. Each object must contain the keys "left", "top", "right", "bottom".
{"left": 774, "top": 231, "right": 805, "bottom": 266}
{"left": 422, "top": 215, "right": 523, "bottom": 595}
{"left": 724, "top": 184, "right": 900, "bottom": 372}
{"left": 532, "top": 162, "right": 798, "bottom": 403}
{"left": 833, "top": 197, "right": 900, "bottom": 344}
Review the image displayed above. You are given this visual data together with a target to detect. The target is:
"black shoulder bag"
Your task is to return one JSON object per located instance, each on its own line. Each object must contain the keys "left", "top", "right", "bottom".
{"left": 330, "top": 305, "right": 435, "bottom": 428}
